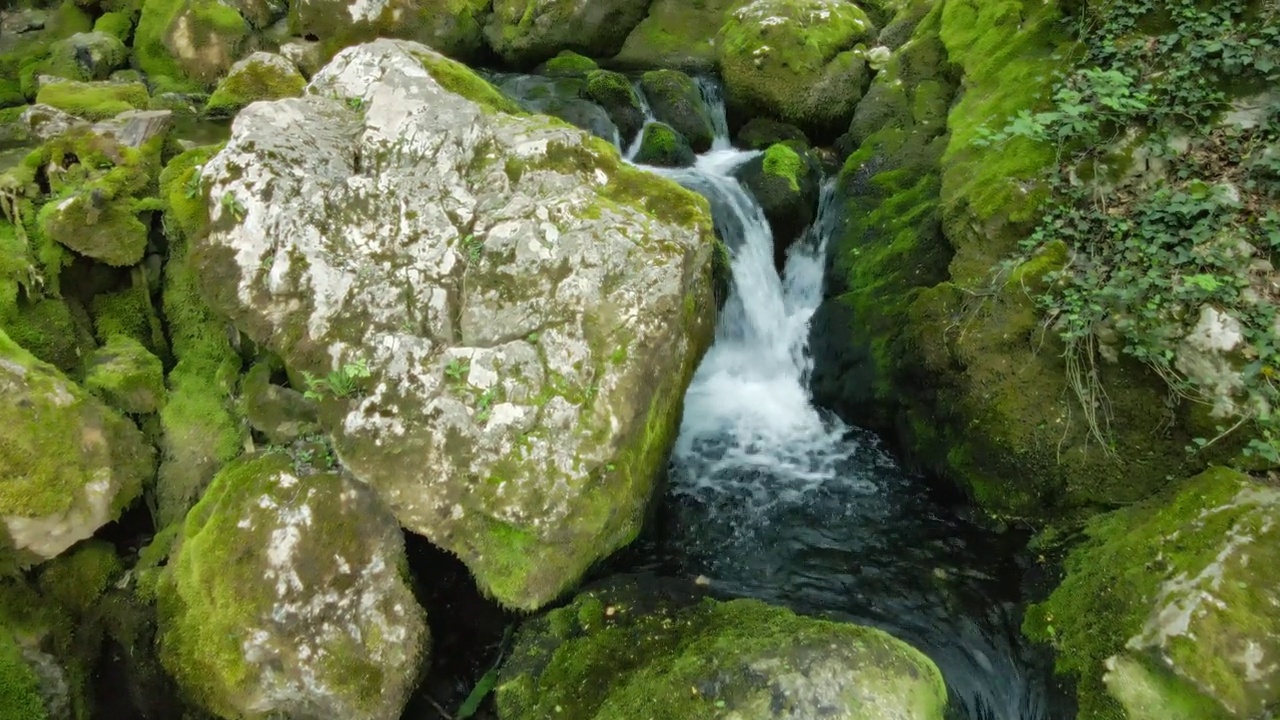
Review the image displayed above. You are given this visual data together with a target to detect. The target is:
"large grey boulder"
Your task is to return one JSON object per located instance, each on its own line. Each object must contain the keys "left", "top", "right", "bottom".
{"left": 156, "top": 453, "right": 428, "bottom": 720}
{"left": 193, "top": 39, "right": 718, "bottom": 610}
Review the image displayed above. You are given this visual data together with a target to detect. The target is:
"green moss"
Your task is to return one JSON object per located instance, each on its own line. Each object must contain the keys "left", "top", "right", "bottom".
{"left": 0, "top": 629, "right": 47, "bottom": 720}
{"left": 1024, "top": 466, "right": 1271, "bottom": 718}
{"left": 761, "top": 143, "right": 803, "bottom": 192}
{"left": 611, "top": 0, "right": 741, "bottom": 72}
{"left": 90, "top": 284, "right": 170, "bottom": 362}
{"left": 37, "top": 540, "right": 123, "bottom": 616}
{"left": 34, "top": 80, "right": 150, "bottom": 121}
{"left": 203, "top": 54, "right": 306, "bottom": 118}
{"left": 1, "top": 297, "right": 96, "bottom": 377}
{"left": 134, "top": 0, "right": 248, "bottom": 88}
{"left": 497, "top": 583, "right": 947, "bottom": 718}
{"left": 633, "top": 122, "right": 694, "bottom": 167}
{"left": 541, "top": 50, "right": 598, "bottom": 75}
{"left": 85, "top": 335, "right": 168, "bottom": 414}
{"left": 93, "top": 12, "right": 135, "bottom": 42}
{"left": 413, "top": 50, "right": 524, "bottom": 116}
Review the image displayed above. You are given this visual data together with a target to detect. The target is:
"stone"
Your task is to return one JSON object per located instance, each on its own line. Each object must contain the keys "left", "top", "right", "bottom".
{"left": 494, "top": 74, "right": 621, "bottom": 144}
{"left": 156, "top": 453, "right": 429, "bottom": 720}
{"left": 204, "top": 51, "right": 305, "bottom": 117}
{"left": 633, "top": 121, "right": 695, "bottom": 167}
{"left": 279, "top": 39, "right": 326, "bottom": 78}
{"left": 638, "top": 69, "right": 715, "bottom": 153}
{"left": 91, "top": 109, "right": 174, "bottom": 148}
{"left": 84, "top": 335, "right": 167, "bottom": 415}
{"left": 45, "top": 31, "right": 128, "bottom": 82}
{"left": 485, "top": 0, "right": 650, "bottom": 67}
{"left": 1026, "top": 467, "right": 1280, "bottom": 718}
{"left": 496, "top": 575, "right": 949, "bottom": 719}
{"left": 717, "top": 0, "right": 875, "bottom": 138}
{"left": 32, "top": 79, "right": 150, "bottom": 121}
{"left": 18, "top": 104, "right": 87, "bottom": 142}
{"left": 584, "top": 70, "right": 645, "bottom": 147}
{"left": 290, "top": 0, "right": 491, "bottom": 62}
{"left": 734, "top": 142, "right": 822, "bottom": 266}
{"left": 193, "top": 39, "right": 718, "bottom": 609}
{"left": 134, "top": 0, "right": 250, "bottom": 87}
{"left": 242, "top": 363, "right": 321, "bottom": 444}
{"left": 0, "top": 329, "right": 152, "bottom": 567}
{"left": 612, "top": 0, "right": 745, "bottom": 73}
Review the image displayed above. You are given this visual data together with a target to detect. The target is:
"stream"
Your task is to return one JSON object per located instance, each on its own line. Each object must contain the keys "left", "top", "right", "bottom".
{"left": 585, "top": 79, "right": 1077, "bottom": 720}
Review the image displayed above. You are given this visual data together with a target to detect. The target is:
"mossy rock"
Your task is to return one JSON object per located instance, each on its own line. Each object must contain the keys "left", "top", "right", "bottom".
{"left": 35, "top": 539, "right": 123, "bottom": 617}
{"left": 92, "top": 11, "right": 135, "bottom": 43}
{"left": 84, "top": 335, "right": 167, "bottom": 414}
{"left": 638, "top": 69, "right": 715, "bottom": 153}
{"left": 289, "top": 0, "right": 491, "bottom": 64}
{"left": 538, "top": 50, "right": 598, "bottom": 76}
{"left": 0, "top": 577, "right": 86, "bottom": 720}
{"left": 485, "top": 0, "right": 650, "bottom": 67}
{"left": 734, "top": 142, "right": 822, "bottom": 264}
{"left": 42, "top": 31, "right": 128, "bottom": 82}
{"left": 633, "top": 121, "right": 695, "bottom": 167}
{"left": 33, "top": 79, "right": 149, "bottom": 121}
{"left": 495, "top": 575, "right": 949, "bottom": 719}
{"left": 584, "top": 70, "right": 645, "bottom": 147}
{"left": 134, "top": 0, "right": 249, "bottom": 88}
{"left": 612, "top": 0, "right": 746, "bottom": 73}
{"left": 156, "top": 453, "right": 429, "bottom": 720}
{"left": 0, "top": 328, "right": 153, "bottom": 568}
{"left": 89, "top": 283, "right": 171, "bottom": 363}
{"left": 203, "top": 52, "right": 305, "bottom": 118}
{"left": 1025, "top": 467, "right": 1280, "bottom": 718}
{"left": 1, "top": 297, "right": 96, "bottom": 378}
{"left": 717, "top": 0, "right": 875, "bottom": 139}
{"left": 241, "top": 361, "right": 320, "bottom": 444}
{"left": 735, "top": 116, "right": 808, "bottom": 150}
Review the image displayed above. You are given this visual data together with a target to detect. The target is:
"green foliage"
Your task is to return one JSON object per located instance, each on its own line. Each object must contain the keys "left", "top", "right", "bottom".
{"left": 301, "top": 358, "right": 371, "bottom": 401}
{"left": 981, "top": 0, "right": 1280, "bottom": 455}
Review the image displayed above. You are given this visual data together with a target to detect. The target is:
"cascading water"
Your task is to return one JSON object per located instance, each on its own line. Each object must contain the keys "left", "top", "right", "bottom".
{"left": 615, "top": 80, "right": 1073, "bottom": 720}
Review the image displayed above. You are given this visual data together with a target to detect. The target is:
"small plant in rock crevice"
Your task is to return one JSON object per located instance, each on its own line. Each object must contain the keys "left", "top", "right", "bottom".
{"left": 977, "top": 0, "right": 1280, "bottom": 458}
{"left": 302, "top": 358, "right": 372, "bottom": 401}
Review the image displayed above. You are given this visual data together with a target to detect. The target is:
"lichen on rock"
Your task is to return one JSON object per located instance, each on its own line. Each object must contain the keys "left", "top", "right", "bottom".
{"left": 193, "top": 39, "right": 718, "bottom": 610}
{"left": 156, "top": 453, "right": 429, "bottom": 720}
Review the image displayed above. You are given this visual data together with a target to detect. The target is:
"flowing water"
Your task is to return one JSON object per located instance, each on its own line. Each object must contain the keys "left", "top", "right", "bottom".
{"left": 615, "top": 82, "right": 1074, "bottom": 720}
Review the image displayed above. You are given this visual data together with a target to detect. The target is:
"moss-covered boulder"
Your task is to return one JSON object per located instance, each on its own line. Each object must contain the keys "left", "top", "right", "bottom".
{"left": 156, "top": 453, "right": 429, "bottom": 720}
{"left": 496, "top": 575, "right": 948, "bottom": 719}
{"left": 193, "top": 39, "right": 717, "bottom": 610}
{"left": 735, "top": 116, "right": 808, "bottom": 150}
{"left": 289, "top": 0, "right": 491, "bottom": 64}
{"left": 0, "top": 298, "right": 96, "bottom": 379}
{"left": 734, "top": 142, "right": 821, "bottom": 264}
{"left": 242, "top": 361, "right": 320, "bottom": 445}
{"left": 32, "top": 79, "right": 149, "bottom": 121}
{"left": 485, "top": 0, "right": 650, "bottom": 67}
{"left": 204, "top": 52, "right": 305, "bottom": 118}
{"left": 717, "top": 0, "right": 875, "bottom": 139}
{"left": 612, "top": 0, "right": 744, "bottom": 72}
{"left": 1026, "top": 467, "right": 1280, "bottom": 718}
{"left": 0, "top": 329, "right": 152, "bottom": 567}
{"left": 632, "top": 121, "right": 695, "bottom": 167}
{"left": 43, "top": 31, "right": 128, "bottom": 82}
{"left": 584, "top": 70, "right": 645, "bottom": 146}
{"left": 0, "top": 576, "right": 89, "bottom": 720}
{"left": 638, "top": 69, "right": 714, "bottom": 153}
{"left": 537, "top": 50, "right": 598, "bottom": 77}
{"left": 494, "top": 73, "right": 621, "bottom": 143}
{"left": 134, "top": 0, "right": 249, "bottom": 88}
{"left": 84, "top": 335, "right": 166, "bottom": 414}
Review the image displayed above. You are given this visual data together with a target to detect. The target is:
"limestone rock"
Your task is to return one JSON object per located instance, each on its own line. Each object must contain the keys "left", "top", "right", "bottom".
{"left": 19, "top": 104, "right": 87, "bottom": 142}
{"left": 496, "top": 575, "right": 949, "bottom": 719}
{"left": 91, "top": 109, "right": 174, "bottom": 148}
{"left": 279, "top": 39, "right": 326, "bottom": 78}
{"left": 157, "top": 453, "right": 428, "bottom": 720}
{"left": 485, "top": 0, "right": 651, "bottom": 67}
{"left": 291, "top": 0, "right": 491, "bottom": 62}
{"left": 193, "top": 39, "right": 718, "bottom": 609}
{"left": 204, "top": 52, "right": 305, "bottom": 118}
{"left": 717, "top": 0, "right": 875, "bottom": 138}
{"left": 1027, "top": 467, "right": 1280, "bottom": 718}
{"left": 638, "top": 69, "right": 714, "bottom": 153}
{"left": 0, "top": 330, "right": 152, "bottom": 567}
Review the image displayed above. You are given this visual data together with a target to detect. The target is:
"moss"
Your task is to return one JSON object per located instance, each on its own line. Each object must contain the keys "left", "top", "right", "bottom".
{"left": 633, "top": 122, "right": 695, "bottom": 168}
{"left": 1024, "top": 466, "right": 1273, "bottom": 718}
{"left": 541, "top": 50, "right": 597, "bottom": 76}
{"left": 34, "top": 80, "right": 150, "bottom": 121}
{"left": 0, "top": 629, "right": 47, "bottom": 720}
{"left": 134, "top": 0, "right": 249, "bottom": 89}
{"left": 37, "top": 540, "right": 124, "bottom": 616}
{"left": 412, "top": 50, "right": 525, "bottom": 116}
{"left": 611, "top": 0, "right": 741, "bottom": 72}
{"left": 42, "top": 32, "right": 128, "bottom": 82}
{"left": 90, "top": 284, "right": 171, "bottom": 362}
{"left": 638, "top": 69, "right": 715, "bottom": 153}
{"left": 761, "top": 143, "right": 803, "bottom": 192}
{"left": 497, "top": 580, "right": 947, "bottom": 718}
{"left": 85, "top": 335, "right": 168, "bottom": 414}
{"left": 584, "top": 70, "right": 644, "bottom": 142}
{"left": 93, "top": 12, "right": 135, "bottom": 42}
{"left": 1, "top": 297, "right": 96, "bottom": 377}
{"left": 203, "top": 54, "right": 306, "bottom": 118}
